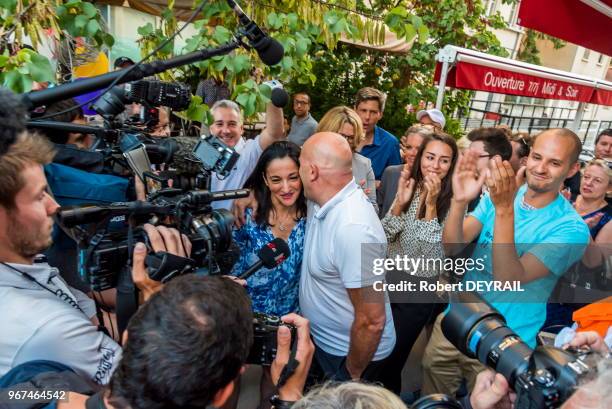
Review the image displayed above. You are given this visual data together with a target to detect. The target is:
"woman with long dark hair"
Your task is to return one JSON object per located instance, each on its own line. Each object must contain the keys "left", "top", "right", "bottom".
{"left": 230, "top": 141, "right": 307, "bottom": 315}
{"left": 229, "top": 141, "right": 306, "bottom": 409}
{"left": 379, "top": 132, "right": 459, "bottom": 393}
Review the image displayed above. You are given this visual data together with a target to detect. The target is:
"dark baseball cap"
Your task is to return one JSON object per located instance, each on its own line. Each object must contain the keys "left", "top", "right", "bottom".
{"left": 114, "top": 56, "right": 135, "bottom": 68}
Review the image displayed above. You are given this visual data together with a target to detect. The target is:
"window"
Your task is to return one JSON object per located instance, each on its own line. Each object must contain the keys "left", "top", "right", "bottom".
{"left": 582, "top": 48, "right": 591, "bottom": 61}
{"left": 484, "top": 0, "right": 498, "bottom": 16}
{"left": 506, "top": 3, "right": 518, "bottom": 25}
{"left": 597, "top": 53, "right": 605, "bottom": 65}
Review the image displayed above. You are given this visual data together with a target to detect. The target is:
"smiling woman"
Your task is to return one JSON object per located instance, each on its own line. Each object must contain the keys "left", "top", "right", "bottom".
{"left": 378, "top": 132, "right": 459, "bottom": 393}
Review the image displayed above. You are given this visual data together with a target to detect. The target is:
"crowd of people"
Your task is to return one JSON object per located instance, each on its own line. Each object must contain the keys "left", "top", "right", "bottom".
{"left": 0, "top": 76, "right": 611, "bottom": 409}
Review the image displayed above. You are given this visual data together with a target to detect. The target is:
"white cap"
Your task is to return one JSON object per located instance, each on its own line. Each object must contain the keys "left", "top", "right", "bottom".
{"left": 416, "top": 109, "right": 446, "bottom": 129}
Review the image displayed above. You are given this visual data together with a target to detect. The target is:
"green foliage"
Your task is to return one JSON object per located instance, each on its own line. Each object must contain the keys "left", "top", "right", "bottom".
{"left": 289, "top": 0, "right": 508, "bottom": 139}
{"left": 137, "top": 0, "right": 429, "bottom": 123}
{"left": 0, "top": 0, "right": 113, "bottom": 93}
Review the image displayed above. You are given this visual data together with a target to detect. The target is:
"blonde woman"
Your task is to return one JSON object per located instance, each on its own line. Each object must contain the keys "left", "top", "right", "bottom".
{"left": 317, "top": 106, "right": 378, "bottom": 211}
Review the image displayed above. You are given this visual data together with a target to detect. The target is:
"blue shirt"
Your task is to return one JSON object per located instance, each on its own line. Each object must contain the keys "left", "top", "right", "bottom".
{"left": 463, "top": 184, "right": 590, "bottom": 347}
{"left": 358, "top": 126, "right": 402, "bottom": 180}
{"left": 231, "top": 208, "right": 306, "bottom": 316}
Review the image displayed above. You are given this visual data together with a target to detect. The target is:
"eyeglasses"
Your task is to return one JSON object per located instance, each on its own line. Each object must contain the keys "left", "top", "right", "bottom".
{"left": 294, "top": 100, "right": 309, "bottom": 106}
{"left": 339, "top": 133, "right": 354, "bottom": 140}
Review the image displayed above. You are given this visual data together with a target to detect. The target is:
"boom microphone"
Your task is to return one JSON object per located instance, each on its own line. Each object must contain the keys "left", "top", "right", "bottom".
{"left": 238, "top": 238, "right": 290, "bottom": 279}
{"left": 226, "top": 0, "right": 284, "bottom": 66}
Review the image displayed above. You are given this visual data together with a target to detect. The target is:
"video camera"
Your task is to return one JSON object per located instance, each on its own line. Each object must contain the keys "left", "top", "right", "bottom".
{"left": 93, "top": 79, "right": 191, "bottom": 121}
{"left": 57, "top": 188, "right": 248, "bottom": 291}
{"left": 420, "top": 292, "right": 595, "bottom": 409}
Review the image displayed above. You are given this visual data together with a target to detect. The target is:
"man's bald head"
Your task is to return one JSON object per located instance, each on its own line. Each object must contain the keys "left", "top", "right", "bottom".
{"left": 300, "top": 132, "right": 354, "bottom": 205}
{"left": 302, "top": 132, "right": 353, "bottom": 174}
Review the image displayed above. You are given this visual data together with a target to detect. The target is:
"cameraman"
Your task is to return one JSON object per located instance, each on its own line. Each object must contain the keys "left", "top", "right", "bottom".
{"left": 209, "top": 98, "right": 285, "bottom": 210}
{"left": 1, "top": 276, "right": 314, "bottom": 409}
{"left": 0, "top": 131, "right": 189, "bottom": 384}
{"left": 467, "top": 331, "right": 610, "bottom": 409}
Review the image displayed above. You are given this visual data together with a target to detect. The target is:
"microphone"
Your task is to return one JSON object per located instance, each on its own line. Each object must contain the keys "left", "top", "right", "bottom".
{"left": 186, "top": 188, "right": 250, "bottom": 206}
{"left": 226, "top": 0, "right": 284, "bottom": 66}
{"left": 238, "top": 238, "right": 290, "bottom": 279}
{"left": 57, "top": 201, "right": 173, "bottom": 227}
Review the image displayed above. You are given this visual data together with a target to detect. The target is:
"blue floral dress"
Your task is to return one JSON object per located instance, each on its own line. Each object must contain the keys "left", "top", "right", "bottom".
{"left": 230, "top": 208, "right": 306, "bottom": 316}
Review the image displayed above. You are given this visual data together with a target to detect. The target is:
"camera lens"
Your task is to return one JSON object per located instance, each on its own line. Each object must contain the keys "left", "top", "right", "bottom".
{"left": 442, "top": 298, "right": 532, "bottom": 388}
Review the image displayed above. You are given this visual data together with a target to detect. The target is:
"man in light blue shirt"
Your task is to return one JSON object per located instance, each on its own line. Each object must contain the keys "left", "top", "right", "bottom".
{"left": 422, "top": 128, "right": 590, "bottom": 397}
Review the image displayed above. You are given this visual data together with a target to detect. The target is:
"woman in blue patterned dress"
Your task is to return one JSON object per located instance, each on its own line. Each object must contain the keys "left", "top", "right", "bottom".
{"left": 231, "top": 141, "right": 306, "bottom": 316}
{"left": 230, "top": 141, "right": 306, "bottom": 409}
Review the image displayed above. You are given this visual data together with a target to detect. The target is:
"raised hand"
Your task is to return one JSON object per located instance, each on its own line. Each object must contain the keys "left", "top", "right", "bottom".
{"left": 395, "top": 169, "right": 416, "bottom": 208}
{"left": 452, "top": 150, "right": 486, "bottom": 203}
{"left": 486, "top": 157, "right": 517, "bottom": 211}
{"left": 423, "top": 173, "right": 442, "bottom": 208}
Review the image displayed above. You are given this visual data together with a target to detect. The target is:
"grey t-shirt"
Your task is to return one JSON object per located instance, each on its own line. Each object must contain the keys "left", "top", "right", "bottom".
{"left": 0, "top": 260, "right": 121, "bottom": 385}
{"left": 287, "top": 113, "right": 318, "bottom": 147}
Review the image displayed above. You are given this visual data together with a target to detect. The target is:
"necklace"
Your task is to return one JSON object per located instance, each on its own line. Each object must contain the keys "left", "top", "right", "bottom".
{"left": 274, "top": 211, "right": 295, "bottom": 232}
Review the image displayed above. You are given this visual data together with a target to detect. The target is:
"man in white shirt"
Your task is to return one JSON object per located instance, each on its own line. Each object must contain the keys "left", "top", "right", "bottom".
{"left": 298, "top": 132, "right": 395, "bottom": 384}
{"left": 209, "top": 99, "right": 285, "bottom": 210}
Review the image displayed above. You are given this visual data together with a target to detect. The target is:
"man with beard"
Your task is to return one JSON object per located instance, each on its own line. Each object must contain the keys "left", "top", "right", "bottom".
{"left": 0, "top": 132, "right": 188, "bottom": 384}
{"left": 421, "top": 128, "right": 590, "bottom": 396}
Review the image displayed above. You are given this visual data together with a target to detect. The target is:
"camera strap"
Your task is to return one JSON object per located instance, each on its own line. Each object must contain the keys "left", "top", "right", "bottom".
{"left": 116, "top": 222, "right": 140, "bottom": 337}
{"left": 275, "top": 335, "right": 300, "bottom": 389}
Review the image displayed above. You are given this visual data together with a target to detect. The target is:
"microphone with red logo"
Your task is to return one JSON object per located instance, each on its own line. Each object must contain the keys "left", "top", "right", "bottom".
{"left": 238, "top": 238, "right": 290, "bottom": 280}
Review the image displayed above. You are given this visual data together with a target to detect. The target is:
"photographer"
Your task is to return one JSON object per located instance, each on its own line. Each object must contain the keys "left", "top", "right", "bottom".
{"left": 209, "top": 97, "right": 285, "bottom": 210}
{"left": 0, "top": 131, "right": 189, "bottom": 384}
{"left": 1, "top": 276, "right": 314, "bottom": 409}
{"left": 467, "top": 331, "right": 610, "bottom": 409}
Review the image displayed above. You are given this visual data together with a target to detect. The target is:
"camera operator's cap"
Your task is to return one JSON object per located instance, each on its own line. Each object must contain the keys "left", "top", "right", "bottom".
{"left": 114, "top": 56, "right": 135, "bottom": 68}
{"left": 416, "top": 109, "right": 446, "bottom": 130}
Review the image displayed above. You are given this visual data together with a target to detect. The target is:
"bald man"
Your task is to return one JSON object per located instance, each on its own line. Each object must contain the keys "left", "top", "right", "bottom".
{"left": 298, "top": 132, "right": 396, "bottom": 384}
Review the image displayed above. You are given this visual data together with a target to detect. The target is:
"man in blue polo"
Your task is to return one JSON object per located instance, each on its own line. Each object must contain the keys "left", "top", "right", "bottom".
{"left": 354, "top": 87, "right": 402, "bottom": 182}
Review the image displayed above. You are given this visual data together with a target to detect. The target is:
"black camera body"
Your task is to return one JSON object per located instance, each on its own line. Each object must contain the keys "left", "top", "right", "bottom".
{"left": 442, "top": 294, "right": 593, "bottom": 409}
{"left": 247, "top": 312, "right": 297, "bottom": 366}
{"left": 78, "top": 228, "right": 209, "bottom": 291}
{"left": 193, "top": 135, "right": 240, "bottom": 178}
{"left": 93, "top": 80, "right": 191, "bottom": 119}
{"left": 59, "top": 192, "right": 245, "bottom": 292}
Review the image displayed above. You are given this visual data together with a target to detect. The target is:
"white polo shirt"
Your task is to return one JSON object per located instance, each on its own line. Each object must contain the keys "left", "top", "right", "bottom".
{"left": 0, "top": 260, "right": 121, "bottom": 385}
{"left": 299, "top": 180, "right": 395, "bottom": 360}
{"left": 211, "top": 135, "right": 263, "bottom": 210}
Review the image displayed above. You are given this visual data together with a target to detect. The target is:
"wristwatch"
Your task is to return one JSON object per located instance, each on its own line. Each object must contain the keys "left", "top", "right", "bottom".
{"left": 269, "top": 394, "right": 296, "bottom": 409}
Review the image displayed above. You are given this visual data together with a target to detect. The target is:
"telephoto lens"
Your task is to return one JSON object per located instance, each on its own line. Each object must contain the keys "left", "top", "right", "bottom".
{"left": 441, "top": 297, "right": 532, "bottom": 388}
{"left": 441, "top": 293, "right": 594, "bottom": 409}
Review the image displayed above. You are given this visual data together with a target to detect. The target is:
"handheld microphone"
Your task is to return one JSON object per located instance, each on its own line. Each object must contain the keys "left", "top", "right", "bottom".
{"left": 226, "top": 0, "right": 284, "bottom": 66}
{"left": 238, "top": 238, "right": 290, "bottom": 279}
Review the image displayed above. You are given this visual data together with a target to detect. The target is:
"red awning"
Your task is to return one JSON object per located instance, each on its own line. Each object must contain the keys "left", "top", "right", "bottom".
{"left": 518, "top": 0, "right": 612, "bottom": 57}
{"left": 434, "top": 46, "right": 612, "bottom": 106}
